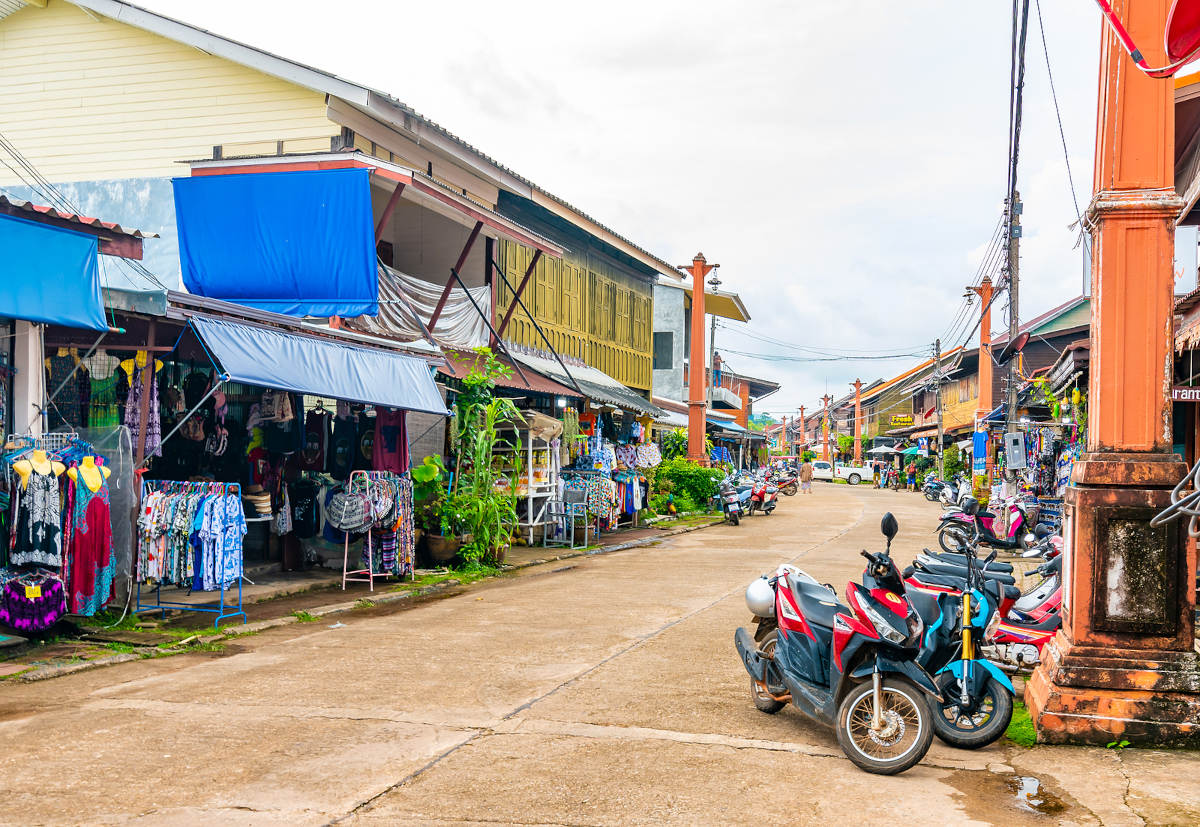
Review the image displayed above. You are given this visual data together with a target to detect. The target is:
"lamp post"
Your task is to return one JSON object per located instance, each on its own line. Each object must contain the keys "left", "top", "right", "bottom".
{"left": 1026, "top": 0, "right": 1199, "bottom": 746}
{"left": 821, "top": 394, "right": 832, "bottom": 463}
{"left": 852, "top": 378, "right": 863, "bottom": 465}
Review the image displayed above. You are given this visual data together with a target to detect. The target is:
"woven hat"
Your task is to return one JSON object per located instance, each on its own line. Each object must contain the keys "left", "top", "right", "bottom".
{"left": 327, "top": 490, "right": 372, "bottom": 532}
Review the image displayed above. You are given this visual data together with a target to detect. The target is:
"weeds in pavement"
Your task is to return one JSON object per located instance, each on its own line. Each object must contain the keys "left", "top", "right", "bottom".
{"left": 1007, "top": 700, "right": 1037, "bottom": 747}
{"left": 353, "top": 598, "right": 375, "bottom": 609}
{"left": 102, "top": 642, "right": 139, "bottom": 655}
{"left": 291, "top": 610, "right": 320, "bottom": 623}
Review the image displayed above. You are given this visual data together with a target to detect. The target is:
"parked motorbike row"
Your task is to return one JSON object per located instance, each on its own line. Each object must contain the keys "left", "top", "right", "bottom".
{"left": 713, "top": 469, "right": 788, "bottom": 526}
{"left": 733, "top": 499, "right": 1064, "bottom": 775}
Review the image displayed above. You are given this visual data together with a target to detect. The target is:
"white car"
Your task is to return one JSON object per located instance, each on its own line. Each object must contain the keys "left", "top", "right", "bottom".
{"left": 811, "top": 461, "right": 867, "bottom": 485}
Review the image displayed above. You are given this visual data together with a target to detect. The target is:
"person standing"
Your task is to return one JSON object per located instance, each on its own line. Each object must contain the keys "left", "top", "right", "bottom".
{"left": 799, "top": 459, "right": 815, "bottom": 494}
{"left": 905, "top": 459, "right": 917, "bottom": 491}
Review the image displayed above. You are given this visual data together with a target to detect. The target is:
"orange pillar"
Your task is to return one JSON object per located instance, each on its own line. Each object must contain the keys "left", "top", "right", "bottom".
{"left": 681, "top": 253, "right": 717, "bottom": 462}
{"left": 798, "top": 405, "right": 805, "bottom": 456}
{"left": 1026, "top": 0, "right": 1199, "bottom": 747}
{"left": 970, "top": 275, "right": 994, "bottom": 422}
{"left": 820, "top": 394, "right": 832, "bottom": 463}
{"left": 852, "top": 378, "right": 863, "bottom": 465}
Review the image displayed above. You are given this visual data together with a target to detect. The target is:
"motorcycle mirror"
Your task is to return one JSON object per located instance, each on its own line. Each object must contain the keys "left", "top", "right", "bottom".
{"left": 880, "top": 512, "right": 899, "bottom": 543}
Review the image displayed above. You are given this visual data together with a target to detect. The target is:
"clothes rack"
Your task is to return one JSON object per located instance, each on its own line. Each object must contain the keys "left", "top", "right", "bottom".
{"left": 134, "top": 479, "right": 247, "bottom": 628}
{"left": 341, "top": 470, "right": 415, "bottom": 590}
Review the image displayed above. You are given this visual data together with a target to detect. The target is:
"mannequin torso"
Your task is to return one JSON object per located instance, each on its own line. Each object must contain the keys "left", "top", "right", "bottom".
{"left": 67, "top": 456, "right": 110, "bottom": 492}
{"left": 13, "top": 450, "right": 66, "bottom": 489}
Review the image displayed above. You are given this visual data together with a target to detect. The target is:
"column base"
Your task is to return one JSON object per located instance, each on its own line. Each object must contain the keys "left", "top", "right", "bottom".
{"left": 1026, "top": 632, "right": 1200, "bottom": 747}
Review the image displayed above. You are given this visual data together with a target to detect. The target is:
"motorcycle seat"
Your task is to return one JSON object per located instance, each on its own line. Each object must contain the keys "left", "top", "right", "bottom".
{"left": 916, "top": 560, "right": 1017, "bottom": 585}
{"left": 978, "top": 510, "right": 997, "bottom": 520}
{"left": 921, "top": 549, "right": 1014, "bottom": 573}
{"left": 1008, "top": 614, "right": 1061, "bottom": 632}
{"left": 790, "top": 579, "right": 849, "bottom": 630}
{"left": 909, "top": 571, "right": 1020, "bottom": 602}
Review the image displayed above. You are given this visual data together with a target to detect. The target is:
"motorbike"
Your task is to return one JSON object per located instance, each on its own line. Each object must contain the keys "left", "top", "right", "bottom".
{"left": 937, "top": 496, "right": 1030, "bottom": 553}
{"left": 747, "top": 474, "right": 779, "bottom": 516}
{"left": 714, "top": 477, "right": 744, "bottom": 526}
{"left": 773, "top": 471, "right": 800, "bottom": 496}
{"left": 906, "top": 525, "right": 1015, "bottom": 749}
{"left": 735, "top": 513, "right": 940, "bottom": 775}
{"left": 922, "top": 474, "right": 948, "bottom": 502}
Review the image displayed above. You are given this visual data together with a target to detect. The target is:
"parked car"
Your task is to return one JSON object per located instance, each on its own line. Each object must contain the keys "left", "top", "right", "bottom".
{"left": 810, "top": 460, "right": 868, "bottom": 485}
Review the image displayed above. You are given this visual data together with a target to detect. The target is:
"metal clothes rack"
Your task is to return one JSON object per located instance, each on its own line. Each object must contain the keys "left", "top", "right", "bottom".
{"left": 134, "top": 479, "right": 247, "bottom": 628}
{"left": 341, "top": 470, "right": 415, "bottom": 590}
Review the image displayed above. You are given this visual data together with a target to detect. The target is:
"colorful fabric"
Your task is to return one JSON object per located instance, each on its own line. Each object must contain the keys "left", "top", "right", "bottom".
{"left": 12, "top": 469, "right": 62, "bottom": 567}
{"left": 634, "top": 443, "right": 661, "bottom": 469}
{"left": 67, "top": 472, "right": 114, "bottom": 616}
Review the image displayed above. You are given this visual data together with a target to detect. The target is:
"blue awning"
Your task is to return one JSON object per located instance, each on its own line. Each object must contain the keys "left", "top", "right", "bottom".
{"left": 190, "top": 317, "right": 447, "bottom": 415}
{"left": 0, "top": 213, "right": 107, "bottom": 330}
{"left": 707, "top": 417, "right": 747, "bottom": 434}
{"left": 173, "top": 168, "right": 378, "bottom": 317}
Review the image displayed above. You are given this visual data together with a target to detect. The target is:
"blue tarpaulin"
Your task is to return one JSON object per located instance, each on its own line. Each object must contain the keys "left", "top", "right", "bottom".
{"left": 190, "top": 317, "right": 447, "bottom": 415}
{"left": 173, "top": 169, "right": 378, "bottom": 317}
{"left": 0, "top": 213, "right": 107, "bottom": 330}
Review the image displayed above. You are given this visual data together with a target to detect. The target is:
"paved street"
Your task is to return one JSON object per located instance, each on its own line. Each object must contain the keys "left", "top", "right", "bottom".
{"left": 2, "top": 485, "right": 1198, "bottom": 825}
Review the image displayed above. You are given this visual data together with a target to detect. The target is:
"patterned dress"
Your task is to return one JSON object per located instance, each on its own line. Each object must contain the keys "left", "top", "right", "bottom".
{"left": 68, "top": 473, "right": 114, "bottom": 616}
{"left": 12, "top": 468, "right": 62, "bottom": 567}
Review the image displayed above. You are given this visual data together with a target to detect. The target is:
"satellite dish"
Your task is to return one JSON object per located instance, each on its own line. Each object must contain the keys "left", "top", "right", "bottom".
{"left": 995, "top": 331, "right": 1030, "bottom": 367}
{"left": 1095, "top": 0, "right": 1200, "bottom": 77}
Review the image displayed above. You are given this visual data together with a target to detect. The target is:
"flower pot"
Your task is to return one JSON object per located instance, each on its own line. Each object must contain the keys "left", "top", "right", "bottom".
{"left": 426, "top": 534, "right": 462, "bottom": 563}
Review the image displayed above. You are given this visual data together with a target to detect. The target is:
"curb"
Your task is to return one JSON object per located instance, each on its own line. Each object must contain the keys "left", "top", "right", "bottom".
{"left": 5, "top": 518, "right": 722, "bottom": 683}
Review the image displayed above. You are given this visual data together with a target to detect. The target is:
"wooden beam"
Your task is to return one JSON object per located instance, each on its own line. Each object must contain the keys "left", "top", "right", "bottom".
{"left": 374, "top": 182, "right": 406, "bottom": 242}
{"left": 0, "top": 202, "right": 145, "bottom": 259}
{"left": 428, "top": 221, "right": 482, "bottom": 330}
{"left": 496, "top": 249, "right": 542, "bottom": 336}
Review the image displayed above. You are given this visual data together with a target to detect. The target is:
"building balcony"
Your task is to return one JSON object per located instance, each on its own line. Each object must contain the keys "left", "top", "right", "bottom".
{"left": 708, "top": 385, "right": 742, "bottom": 410}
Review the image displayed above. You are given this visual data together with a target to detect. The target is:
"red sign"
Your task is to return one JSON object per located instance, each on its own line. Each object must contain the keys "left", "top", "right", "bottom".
{"left": 1172, "top": 386, "right": 1200, "bottom": 401}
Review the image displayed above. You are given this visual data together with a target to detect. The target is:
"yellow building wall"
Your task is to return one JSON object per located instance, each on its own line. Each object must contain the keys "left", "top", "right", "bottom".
{"left": 0, "top": 0, "right": 339, "bottom": 184}
{"left": 498, "top": 240, "right": 653, "bottom": 391}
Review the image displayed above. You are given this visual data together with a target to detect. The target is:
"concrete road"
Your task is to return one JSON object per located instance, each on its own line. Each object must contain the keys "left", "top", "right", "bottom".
{"left": 2, "top": 484, "right": 1198, "bottom": 825}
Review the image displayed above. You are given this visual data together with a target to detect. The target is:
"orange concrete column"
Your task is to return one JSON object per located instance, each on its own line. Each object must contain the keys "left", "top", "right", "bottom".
{"left": 970, "top": 275, "right": 994, "bottom": 423}
{"left": 798, "top": 405, "right": 805, "bottom": 456}
{"left": 681, "top": 253, "right": 717, "bottom": 462}
{"left": 820, "top": 394, "right": 832, "bottom": 463}
{"left": 1025, "top": 0, "right": 1199, "bottom": 748}
{"left": 852, "top": 379, "right": 863, "bottom": 465}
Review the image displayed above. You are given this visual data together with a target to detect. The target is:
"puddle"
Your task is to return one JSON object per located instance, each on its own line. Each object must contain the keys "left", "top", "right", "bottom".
{"left": 1008, "top": 775, "right": 1067, "bottom": 816}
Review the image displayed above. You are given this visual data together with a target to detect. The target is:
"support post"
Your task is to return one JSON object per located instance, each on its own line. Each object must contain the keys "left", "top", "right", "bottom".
{"left": 1025, "top": 0, "right": 1200, "bottom": 747}
{"left": 1006, "top": 192, "right": 1021, "bottom": 427}
{"left": 852, "top": 379, "right": 863, "bottom": 465}
{"left": 935, "top": 338, "right": 945, "bottom": 479}
{"left": 429, "top": 221, "right": 482, "bottom": 330}
{"left": 798, "top": 405, "right": 805, "bottom": 456}
{"left": 680, "top": 253, "right": 717, "bottom": 462}
{"left": 374, "top": 182, "right": 406, "bottom": 242}
{"left": 485, "top": 237, "right": 496, "bottom": 348}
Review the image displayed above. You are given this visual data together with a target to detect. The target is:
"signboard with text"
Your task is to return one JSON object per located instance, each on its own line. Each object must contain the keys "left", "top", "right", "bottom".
{"left": 918, "top": 437, "right": 929, "bottom": 457}
{"left": 1171, "top": 385, "right": 1200, "bottom": 401}
{"left": 890, "top": 414, "right": 914, "bottom": 427}
{"left": 972, "top": 430, "right": 988, "bottom": 474}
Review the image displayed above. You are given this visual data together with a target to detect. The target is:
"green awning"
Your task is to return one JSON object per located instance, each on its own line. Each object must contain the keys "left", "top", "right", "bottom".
{"left": 900, "top": 445, "right": 920, "bottom": 456}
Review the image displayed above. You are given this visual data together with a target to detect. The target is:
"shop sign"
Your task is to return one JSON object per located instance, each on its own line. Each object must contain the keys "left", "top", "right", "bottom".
{"left": 891, "top": 414, "right": 914, "bottom": 427}
{"left": 1171, "top": 385, "right": 1200, "bottom": 402}
{"left": 917, "top": 437, "right": 929, "bottom": 457}
{"left": 972, "top": 430, "right": 988, "bottom": 474}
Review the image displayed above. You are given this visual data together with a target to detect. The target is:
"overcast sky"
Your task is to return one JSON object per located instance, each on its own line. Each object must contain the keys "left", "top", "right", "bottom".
{"left": 141, "top": 0, "right": 1161, "bottom": 415}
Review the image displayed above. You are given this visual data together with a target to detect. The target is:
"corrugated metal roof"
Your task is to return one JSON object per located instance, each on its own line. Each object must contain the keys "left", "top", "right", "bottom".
{"left": 512, "top": 351, "right": 662, "bottom": 417}
{"left": 0, "top": 0, "right": 27, "bottom": 22}
{"left": 0, "top": 195, "right": 158, "bottom": 238}
{"left": 439, "top": 349, "right": 581, "bottom": 398}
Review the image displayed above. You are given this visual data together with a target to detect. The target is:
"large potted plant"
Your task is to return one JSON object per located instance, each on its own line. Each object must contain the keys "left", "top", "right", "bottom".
{"left": 411, "top": 454, "right": 463, "bottom": 564}
{"left": 449, "top": 348, "right": 520, "bottom": 567}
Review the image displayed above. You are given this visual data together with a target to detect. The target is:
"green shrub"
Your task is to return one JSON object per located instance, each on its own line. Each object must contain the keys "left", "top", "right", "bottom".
{"left": 652, "top": 458, "right": 722, "bottom": 508}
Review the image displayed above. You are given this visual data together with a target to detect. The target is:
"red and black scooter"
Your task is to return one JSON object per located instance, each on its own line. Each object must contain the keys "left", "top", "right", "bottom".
{"left": 747, "top": 475, "right": 779, "bottom": 515}
{"left": 735, "top": 514, "right": 941, "bottom": 775}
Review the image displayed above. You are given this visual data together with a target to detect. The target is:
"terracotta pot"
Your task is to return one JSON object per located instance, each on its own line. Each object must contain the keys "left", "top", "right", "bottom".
{"left": 426, "top": 534, "right": 462, "bottom": 563}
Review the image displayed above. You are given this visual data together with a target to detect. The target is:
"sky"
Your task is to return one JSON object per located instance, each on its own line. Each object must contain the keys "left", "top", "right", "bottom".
{"left": 136, "top": 0, "right": 1158, "bottom": 416}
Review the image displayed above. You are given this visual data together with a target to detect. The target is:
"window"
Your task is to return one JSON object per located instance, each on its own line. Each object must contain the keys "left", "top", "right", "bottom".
{"left": 653, "top": 332, "right": 674, "bottom": 370}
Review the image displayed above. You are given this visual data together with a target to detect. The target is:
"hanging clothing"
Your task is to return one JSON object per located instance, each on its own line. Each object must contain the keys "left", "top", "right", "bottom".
{"left": 66, "top": 473, "right": 114, "bottom": 616}
{"left": 124, "top": 366, "right": 162, "bottom": 458}
{"left": 373, "top": 408, "right": 408, "bottom": 473}
{"left": 329, "top": 414, "right": 357, "bottom": 480}
{"left": 45, "top": 355, "right": 84, "bottom": 430}
{"left": 12, "top": 469, "right": 62, "bottom": 567}
{"left": 300, "top": 409, "right": 333, "bottom": 471}
{"left": 354, "top": 410, "right": 375, "bottom": 471}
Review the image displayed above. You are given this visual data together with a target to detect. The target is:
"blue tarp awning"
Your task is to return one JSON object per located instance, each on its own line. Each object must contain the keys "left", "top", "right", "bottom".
{"left": 707, "top": 417, "right": 748, "bottom": 434}
{"left": 0, "top": 213, "right": 107, "bottom": 330}
{"left": 173, "top": 168, "right": 378, "bottom": 317}
{"left": 190, "top": 317, "right": 447, "bottom": 415}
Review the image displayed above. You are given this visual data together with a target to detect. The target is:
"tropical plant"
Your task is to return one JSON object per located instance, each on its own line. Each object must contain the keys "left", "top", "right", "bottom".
{"left": 449, "top": 348, "right": 520, "bottom": 566}
{"left": 652, "top": 457, "right": 723, "bottom": 508}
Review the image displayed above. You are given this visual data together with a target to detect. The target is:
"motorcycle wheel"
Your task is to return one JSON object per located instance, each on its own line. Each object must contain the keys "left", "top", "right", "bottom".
{"left": 750, "top": 630, "right": 786, "bottom": 714}
{"left": 729, "top": 511, "right": 740, "bottom": 526}
{"left": 836, "top": 677, "right": 934, "bottom": 775}
{"left": 931, "top": 673, "right": 1013, "bottom": 750}
{"left": 782, "top": 483, "right": 798, "bottom": 496}
{"left": 938, "top": 526, "right": 969, "bottom": 554}
{"left": 924, "top": 491, "right": 938, "bottom": 502}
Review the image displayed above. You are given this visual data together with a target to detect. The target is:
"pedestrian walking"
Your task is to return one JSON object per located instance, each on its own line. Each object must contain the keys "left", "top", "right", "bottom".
{"left": 906, "top": 460, "right": 917, "bottom": 491}
{"left": 799, "top": 459, "right": 814, "bottom": 493}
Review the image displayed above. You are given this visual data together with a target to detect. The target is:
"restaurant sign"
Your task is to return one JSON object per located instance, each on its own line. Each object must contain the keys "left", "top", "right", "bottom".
{"left": 890, "top": 414, "right": 914, "bottom": 427}
{"left": 1172, "top": 385, "right": 1200, "bottom": 402}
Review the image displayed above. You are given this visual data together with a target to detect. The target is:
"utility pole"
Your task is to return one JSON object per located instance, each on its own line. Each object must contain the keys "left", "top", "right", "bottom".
{"left": 852, "top": 379, "right": 863, "bottom": 465}
{"left": 1006, "top": 192, "right": 1022, "bottom": 429}
{"left": 678, "top": 254, "right": 718, "bottom": 462}
{"left": 934, "top": 338, "right": 945, "bottom": 479}
{"left": 798, "top": 404, "right": 805, "bottom": 457}
{"left": 821, "top": 394, "right": 832, "bottom": 463}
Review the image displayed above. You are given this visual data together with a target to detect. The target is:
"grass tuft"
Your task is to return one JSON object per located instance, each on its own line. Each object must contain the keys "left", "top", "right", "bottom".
{"left": 1007, "top": 699, "right": 1037, "bottom": 747}
{"left": 291, "top": 610, "right": 320, "bottom": 623}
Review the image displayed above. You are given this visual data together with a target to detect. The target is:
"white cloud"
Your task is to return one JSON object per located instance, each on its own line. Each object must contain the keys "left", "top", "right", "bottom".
{"left": 140, "top": 0, "right": 1101, "bottom": 416}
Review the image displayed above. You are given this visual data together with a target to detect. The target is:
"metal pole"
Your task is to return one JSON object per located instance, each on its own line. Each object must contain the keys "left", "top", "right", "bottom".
{"left": 150, "top": 376, "right": 228, "bottom": 463}
{"left": 490, "top": 257, "right": 584, "bottom": 397}
{"left": 709, "top": 311, "right": 717, "bottom": 408}
{"left": 447, "top": 267, "right": 532, "bottom": 388}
